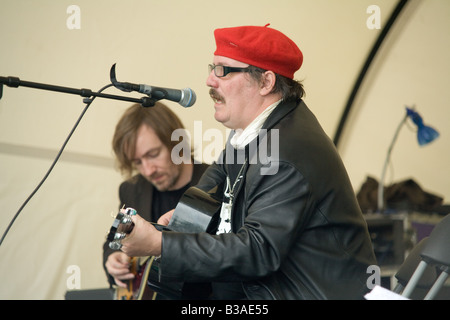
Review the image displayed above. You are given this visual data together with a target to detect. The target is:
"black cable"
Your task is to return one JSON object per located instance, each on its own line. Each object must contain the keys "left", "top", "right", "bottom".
{"left": 333, "top": 0, "right": 410, "bottom": 147}
{"left": 0, "top": 83, "right": 113, "bottom": 247}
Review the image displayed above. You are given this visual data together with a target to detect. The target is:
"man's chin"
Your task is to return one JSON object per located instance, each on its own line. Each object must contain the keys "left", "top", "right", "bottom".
{"left": 214, "top": 112, "right": 229, "bottom": 126}
{"left": 145, "top": 177, "right": 167, "bottom": 191}
{"left": 153, "top": 183, "right": 169, "bottom": 192}
{"left": 214, "top": 116, "right": 233, "bottom": 129}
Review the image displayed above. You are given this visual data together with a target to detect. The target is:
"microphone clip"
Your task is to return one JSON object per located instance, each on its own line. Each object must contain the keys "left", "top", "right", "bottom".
{"left": 110, "top": 63, "right": 156, "bottom": 107}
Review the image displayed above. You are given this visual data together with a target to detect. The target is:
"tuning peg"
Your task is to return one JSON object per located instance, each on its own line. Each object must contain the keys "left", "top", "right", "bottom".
{"left": 114, "top": 232, "right": 127, "bottom": 240}
{"left": 120, "top": 216, "right": 133, "bottom": 225}
{"left": 109, "top": 241, "right": 122, "bottom": 250}
{"left": 124, "top": 208, "right": 137, "bottom": 216}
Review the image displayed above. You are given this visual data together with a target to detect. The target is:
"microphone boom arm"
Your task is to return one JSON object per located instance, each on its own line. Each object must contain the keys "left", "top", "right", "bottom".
{"left": 0, "top": 75, "right": 156, "bottom": 107}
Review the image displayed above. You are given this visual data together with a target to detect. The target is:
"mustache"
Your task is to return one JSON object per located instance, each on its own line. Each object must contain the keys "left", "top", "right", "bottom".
{"left": 209, "top": 89, "right": 224, "bottom": 103}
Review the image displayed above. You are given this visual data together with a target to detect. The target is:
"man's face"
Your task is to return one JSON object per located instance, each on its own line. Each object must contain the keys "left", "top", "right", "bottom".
{"left": 206, "top": 55, "right": 264, "bottom": 130}
{"left": 131, "top": 124, "right": 181, "bottom": 191}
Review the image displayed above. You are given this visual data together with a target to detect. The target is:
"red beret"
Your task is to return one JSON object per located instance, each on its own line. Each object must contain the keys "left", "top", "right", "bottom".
{"left": 213, "top": 24, "right": 303, "bottom": 79}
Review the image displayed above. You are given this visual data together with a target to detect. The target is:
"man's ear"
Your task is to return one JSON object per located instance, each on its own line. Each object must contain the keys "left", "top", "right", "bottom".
{"left": 259, "top": 71, "right": 276, "bottom": 96}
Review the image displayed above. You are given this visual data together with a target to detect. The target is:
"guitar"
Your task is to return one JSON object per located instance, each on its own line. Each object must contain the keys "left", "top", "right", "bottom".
{"left": 106, "top": 186, "right": 221, "bottom": 299}
{"left": 114, "top": 256, "right": 156, "bottom": 300}
{"left": 107, "top": 207, "right": 156, "bottom": 300}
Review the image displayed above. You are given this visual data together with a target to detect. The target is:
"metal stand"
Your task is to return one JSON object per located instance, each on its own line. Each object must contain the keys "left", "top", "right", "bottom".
{"left": 0, "top": 75, "right": 156, "bottom": 107}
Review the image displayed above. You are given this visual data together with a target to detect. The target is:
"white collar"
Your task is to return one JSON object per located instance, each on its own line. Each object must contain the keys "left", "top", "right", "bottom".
{"left": 230, "top": 99, "right": 281, "bottom": 150}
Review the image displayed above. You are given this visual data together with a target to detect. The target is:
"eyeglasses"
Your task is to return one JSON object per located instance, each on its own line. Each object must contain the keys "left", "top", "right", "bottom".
{"left": 208, "top": 64, "right": 250, "bottom": 77}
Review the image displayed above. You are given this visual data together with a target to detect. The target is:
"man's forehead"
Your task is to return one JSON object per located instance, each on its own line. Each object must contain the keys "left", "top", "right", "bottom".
{"left": 214, "top": 55, "right": 249, "bottom": 67}
{"left": 132, "top": 125, "right": 163, "bottom": 154}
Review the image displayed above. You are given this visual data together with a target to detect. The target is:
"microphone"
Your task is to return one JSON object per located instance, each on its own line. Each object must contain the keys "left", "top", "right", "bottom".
{"left": 137, "top": 85, "right": 196, "bottom": 108}
{"left": 110, "top": 64, "right": 196, "bottom": 108}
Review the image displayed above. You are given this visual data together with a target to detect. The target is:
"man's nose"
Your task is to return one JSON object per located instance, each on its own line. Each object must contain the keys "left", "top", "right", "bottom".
{"left": 206, "top": 70, "right": 218, "bottom": 88}
{"left": 140, "top": 158, "right": 156, "bottom": 176}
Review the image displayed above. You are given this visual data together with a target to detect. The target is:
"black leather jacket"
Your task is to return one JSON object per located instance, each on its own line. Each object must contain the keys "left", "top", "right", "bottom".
{"left": 159, "top": 99, "right": 377, "bottom": 299}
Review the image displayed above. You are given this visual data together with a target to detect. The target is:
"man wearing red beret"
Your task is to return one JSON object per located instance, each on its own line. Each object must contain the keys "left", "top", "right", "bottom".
{"left": 121, "top": 24, "right": 377, "bottom": 299}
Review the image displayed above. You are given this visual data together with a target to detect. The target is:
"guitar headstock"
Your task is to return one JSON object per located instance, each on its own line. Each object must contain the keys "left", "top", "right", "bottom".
{"left": 107, "top": 207, "right": 137, "bottom": 250}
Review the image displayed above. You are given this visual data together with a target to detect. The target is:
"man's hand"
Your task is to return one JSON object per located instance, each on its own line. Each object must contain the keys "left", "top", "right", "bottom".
{"left": 157, "top": 209, "right": 175, "bottom": 226}
{"left": 121, "top": 214, "right": 162, "bottom": 257}
{"left": 105, "top": 251, "right": 134, "bottom": 288}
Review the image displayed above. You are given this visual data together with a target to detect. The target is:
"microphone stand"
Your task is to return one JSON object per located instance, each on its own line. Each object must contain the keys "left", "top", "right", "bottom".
{"left": 0, "top": 71, "right": 158, "bottom": 247}
{"left": 0, "top": 75, "right": 157, "bottom": 107}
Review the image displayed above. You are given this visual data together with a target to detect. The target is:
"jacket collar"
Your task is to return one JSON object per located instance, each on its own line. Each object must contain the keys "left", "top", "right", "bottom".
{"left": 261, "top": 99, "right": 299, "bottom": 131}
